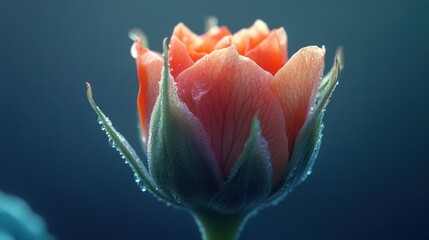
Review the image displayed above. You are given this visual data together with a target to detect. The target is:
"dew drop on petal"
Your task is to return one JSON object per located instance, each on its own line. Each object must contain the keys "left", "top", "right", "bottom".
{"left": 130, "top": 42, "right": 138, "bottom": 59}
{"left": 191, "top": 80, "right": 212, "bottom": 101}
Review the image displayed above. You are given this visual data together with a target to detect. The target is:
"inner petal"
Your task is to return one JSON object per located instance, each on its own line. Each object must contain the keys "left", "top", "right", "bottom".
{"left": 169, "top": 36, "right": 194, "bottom": 78}
{"left": 231, "top": 19, "right": 270, "bottom": 55}
{"left": 245, "top": 28, "right": 288, "bottom": 75}
{"left": 172, "top": 23, "right": 231, "bottom": 57}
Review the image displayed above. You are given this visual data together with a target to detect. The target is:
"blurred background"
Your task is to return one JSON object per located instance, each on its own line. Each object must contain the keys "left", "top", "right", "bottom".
{"left": 0, "top": 0, "right": 428, "bottom": 239}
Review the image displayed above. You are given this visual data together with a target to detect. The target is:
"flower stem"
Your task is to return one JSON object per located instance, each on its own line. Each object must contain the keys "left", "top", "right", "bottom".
{"left": 191, "top": 209, "right": 248, "bottom": 240}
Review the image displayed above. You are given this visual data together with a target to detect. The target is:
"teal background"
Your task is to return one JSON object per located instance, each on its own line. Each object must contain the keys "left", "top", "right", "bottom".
{"left": 1, "top": 0, "right": 428, "bottom": 239}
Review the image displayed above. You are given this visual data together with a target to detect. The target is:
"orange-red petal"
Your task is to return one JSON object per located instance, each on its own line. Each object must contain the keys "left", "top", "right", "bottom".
{"left": 172, "top": 23, "right": 232, "bottom": 61}
{"left": 270, "top": 46, "right": 325, "bottom": 152}
{"left": 172, "top": 23, "right": 203, "bottom": 52}
{"left": 169, "top": 36, "right": 194, "bottom": 78}
{"left": 136, "top": 40, "right": 163, "bottom": 140}
{"left": 231, "top": 20, "right": 270, "bottom": 55}
{"left": 245, "top": 28, "right": 287, "bottom": 75}
{"left": 195, "top": 26, "right": 232, "bottom": 53}
{"left": 175, "top": 46, "right": 289, "bottom": 184}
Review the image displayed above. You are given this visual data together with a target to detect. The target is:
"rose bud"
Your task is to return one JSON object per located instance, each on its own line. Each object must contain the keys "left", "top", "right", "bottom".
{"left": 87, "top": 19, "right": 343, "bottom": 240}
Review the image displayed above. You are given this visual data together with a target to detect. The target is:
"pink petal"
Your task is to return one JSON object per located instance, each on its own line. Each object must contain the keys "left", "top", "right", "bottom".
{"left": 135, "top": 40, "right": 163, "bottom": 141}
{"left": 245, "top": 28, "right": 288, "bottom": 75}
{"left": 270, "top": 46, "right": 325, "bottom": 152}
{"left": 176, "top": 46, "right": 289, "bottom": 184}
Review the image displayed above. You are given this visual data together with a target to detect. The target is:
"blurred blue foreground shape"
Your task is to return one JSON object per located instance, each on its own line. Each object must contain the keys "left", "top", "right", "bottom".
{"left": 0, "top": 190, "right": 55, "bottom": 240}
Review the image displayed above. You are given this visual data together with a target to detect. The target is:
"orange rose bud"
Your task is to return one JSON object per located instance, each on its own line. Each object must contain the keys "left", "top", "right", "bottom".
{"left": 88, "top": 19, "right": 343, "bottom": 240}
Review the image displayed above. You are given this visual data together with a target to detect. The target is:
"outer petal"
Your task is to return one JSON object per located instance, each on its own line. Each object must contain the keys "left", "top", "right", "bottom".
{"left": 245, "top": 28, "right": 287, "bottom": 75}
{"left": 176, "top": 45, "right": 289, "bottom": 184}
{"left": 270, "top": 46, "right": 325, "bottom": 152}
{"left": 232, "top": 19, "right": 270, "bottom": 55}
{"left": 268, "top": 49, "right": 343, "bottom": 205}
{"left": 136, "top": 40, "right": 163, "bottom": 141}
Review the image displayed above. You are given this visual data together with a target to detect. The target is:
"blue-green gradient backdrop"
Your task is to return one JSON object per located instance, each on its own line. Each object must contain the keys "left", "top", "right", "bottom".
{"left": 1, "top": 0, "right": 428, "bottom": 239}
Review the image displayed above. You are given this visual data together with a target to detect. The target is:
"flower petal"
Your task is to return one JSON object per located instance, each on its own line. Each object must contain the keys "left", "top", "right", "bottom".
{"left": 176, "top": 46, "right": 289, "bottom": 184}
{"left": 268, "top": 49, "right": 343, "bottom": 205}
{"left": 245, "top": 28, "right": 287, "bottom": 75}
{"left": 195, "top": 26, "right": 232, "bottom": 53}
{"left": 232, "top": 19, "right": 270, "bottom": 55}
{"left": 169, "top": 35, "right": 195, "bottom": 78}
{"left": 172, "top": 23, "right": 203, "bottom": 51}
{"left": 270, "top": 46, "right": 325, "bottom": 152}
{"left": 171, "top": 23, "right": 232, "bottom": 63}
{"left": 214, "top": 36, "right": 232, "bottom": 50}
{"left": 136, "top": 40, "right": 163, "bottom": 141}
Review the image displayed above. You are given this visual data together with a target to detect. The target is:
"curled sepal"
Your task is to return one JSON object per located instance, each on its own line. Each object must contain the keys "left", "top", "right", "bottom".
{"left": 269, "top": 48, "right": 343, "bottom": 204}
{"left": 147, "top": 40, "right": 222, "bottom": 207}
{"left": 315, "top": 47, "right": 344, "bottom": 106}
{"left": 209, "top": 117, "right": 273, "bottom": 214}
{"left": 86, "top": 83, "right": 174, "bottom": 204}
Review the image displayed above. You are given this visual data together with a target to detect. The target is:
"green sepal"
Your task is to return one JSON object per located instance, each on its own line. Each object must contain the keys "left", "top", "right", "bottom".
{"left": 147, "top": 40, "right": 222, "bottom": 207}
{"left": 268, "top": 48, "right": 343, "bottom": 204}
{"left": 209, "top": 117, "right": 273, "bottom": 214}
{"left": 86, "top": 83, "right": 174, "bottom": 204}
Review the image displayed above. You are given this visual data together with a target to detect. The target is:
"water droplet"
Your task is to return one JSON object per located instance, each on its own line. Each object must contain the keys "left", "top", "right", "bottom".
{"left": 130, "top": 42, "right": 138, "bottom": 59}
{"left": 108, "top": 137, "right": 116, "bottom": 148}
{"left": 105, "top": 117, "right": 112, "bottom": 126}
{"left": 192, "top": 80, "right": 212, "bottom": 101}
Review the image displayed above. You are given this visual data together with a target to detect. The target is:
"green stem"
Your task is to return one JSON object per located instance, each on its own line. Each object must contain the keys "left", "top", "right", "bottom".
{"left": 191, "top": 209, "right": 248, "bottom": 240}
